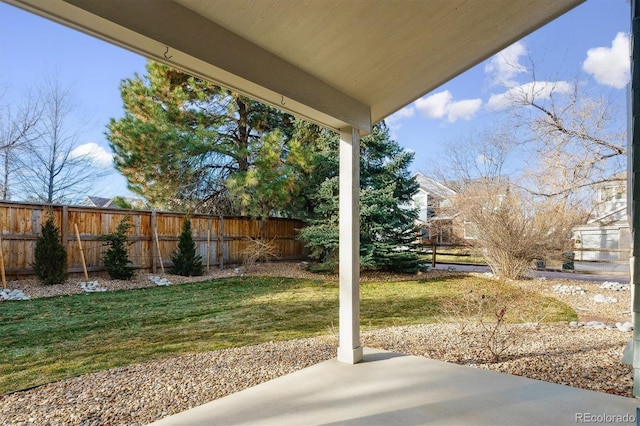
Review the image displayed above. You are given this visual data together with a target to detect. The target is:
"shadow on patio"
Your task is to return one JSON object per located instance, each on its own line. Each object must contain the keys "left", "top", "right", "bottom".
{"left": 151, "top": 348, "right": 638, "bottom": 425}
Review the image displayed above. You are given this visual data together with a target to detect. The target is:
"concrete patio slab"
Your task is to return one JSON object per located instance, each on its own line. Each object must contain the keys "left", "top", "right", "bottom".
{"left": 151, "top": 348, "right": 638, "bottom": 426}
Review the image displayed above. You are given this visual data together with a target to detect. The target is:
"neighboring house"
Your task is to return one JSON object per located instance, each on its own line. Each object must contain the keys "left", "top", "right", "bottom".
{"left": 410, "top": 174, "right": 512, "bottom": 245}
{"left": 412, "top": 174, "right": 631, "bottom": 261}
{"left": 80, "top": 196, "right": 146, "bottom": 209}
{"left": 82, "top": 196, "right": 112, "bottom": 208}
{"left": 448, "top": 177, "right": 510, "bottom": 241}
{"left": 572, "top": 178, "right": 630, "bottom": 261}
{"left": 410, "top": 173, "right": 457, "bottom": 244}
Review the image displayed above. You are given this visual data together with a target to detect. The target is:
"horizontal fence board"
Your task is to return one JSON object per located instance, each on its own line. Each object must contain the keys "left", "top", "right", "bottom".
{"left": 0, "top": 201, "right": 306, "bottom": 280}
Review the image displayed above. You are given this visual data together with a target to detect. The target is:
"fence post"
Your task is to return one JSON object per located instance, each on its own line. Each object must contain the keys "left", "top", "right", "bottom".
{"left": 218, "top": 215, "right": 224, "bottom": 270}
{"left": 431, "top": 240, "right": 437, "bottom": 269}
{"left": 207, "top": 217, "right": 212, "bottom": 271}
{"left": 151, "top": 210, "right": 157, "bottom": 274}
{"left": 62, "top": 205, "right": 69, "bottom": 271}
{"left": 0, "top": 229, "right": 6, "bottom": 289}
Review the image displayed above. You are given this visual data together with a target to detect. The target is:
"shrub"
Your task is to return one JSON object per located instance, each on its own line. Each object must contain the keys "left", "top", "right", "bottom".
{"left": 33, "top": 214, "right": 67, "bottom": 285}
{"left": 101, "top": 216, "right": 135, "bottom": 280}
{"left": 170, "top": 218, "right": 204, "bottom": 276}
{"left": 240, "top": 237, "right": 279, "bottom": 271}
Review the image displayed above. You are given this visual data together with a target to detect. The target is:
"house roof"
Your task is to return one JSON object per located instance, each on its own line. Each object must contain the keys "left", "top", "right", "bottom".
{"left": 81, "top": 196, "right": 111, "bottom": 208}
{"left": 588, "top": 204, "right": 628, "bottom": 225}
{"left": 414, "top": 173, "right": 455, "bottom": 198}
{"left": 4, "top": 0, "right": 584, "bottom": 133}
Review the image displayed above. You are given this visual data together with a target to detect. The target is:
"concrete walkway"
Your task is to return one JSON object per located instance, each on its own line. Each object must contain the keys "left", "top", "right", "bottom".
{"left": 151, "top": 348, "right": 638, "bottom": 426}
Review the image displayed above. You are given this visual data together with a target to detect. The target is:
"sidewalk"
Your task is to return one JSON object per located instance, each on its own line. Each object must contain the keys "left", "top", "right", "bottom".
{"left": 433, "top": 262, "right": 630, "bottom": 284}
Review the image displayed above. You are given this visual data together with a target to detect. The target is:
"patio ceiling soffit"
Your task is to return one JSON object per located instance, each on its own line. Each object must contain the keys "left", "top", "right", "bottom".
{"left": 4, "top": 0, "right": 584, "bottom": 134}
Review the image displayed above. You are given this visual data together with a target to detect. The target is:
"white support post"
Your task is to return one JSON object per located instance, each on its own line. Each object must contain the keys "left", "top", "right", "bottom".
{"left": 631, "top": 0, "right": 640, "bottom": 396}
{"left": 337, "top": 126, "right": 363, "bottom": 364}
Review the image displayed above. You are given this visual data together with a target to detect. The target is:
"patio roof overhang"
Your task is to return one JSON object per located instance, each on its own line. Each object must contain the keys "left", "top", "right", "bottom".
{"left": 4, "top": 0, "right": 583, "bottom": 134}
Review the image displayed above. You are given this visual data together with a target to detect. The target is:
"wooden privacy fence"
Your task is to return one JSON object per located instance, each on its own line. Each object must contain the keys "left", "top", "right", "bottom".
{"left": 0, "top": 201, "right": 306, "bottom": 280}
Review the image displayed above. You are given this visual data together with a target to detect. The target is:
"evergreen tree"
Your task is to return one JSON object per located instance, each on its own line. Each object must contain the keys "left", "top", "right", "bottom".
{"left": 101, "top": 216, "right": 135, "bottom": 280}
{"left": 225, "top": 127, "right": 314, "bottom": 234}
{"left": 33, "top": 214, "right": 67, "bottom": 285}
{"left": 107, "top": 61, "right": 294, "bottom": 213}
{"left": 170, "top": 218, "right": 204, "bottom": 276}
{"left": 298, "top": 122, "right": 422, "bottom": 273}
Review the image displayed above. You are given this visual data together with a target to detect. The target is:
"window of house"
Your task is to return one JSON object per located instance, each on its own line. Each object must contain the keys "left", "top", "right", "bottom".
{"left": 599, "top": 185, "right": 624, "bottom": 202}
{"left": 463, "top": 221, "right": 479, "bottom": 240}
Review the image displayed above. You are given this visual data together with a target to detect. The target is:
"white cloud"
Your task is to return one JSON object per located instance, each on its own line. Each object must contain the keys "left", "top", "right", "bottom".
{"left": 70, "top": 142, "right": 114, "bottom": 169}
{"left": 415, "top": 90, "right": 482, "bottom": 123}
{"left": 446, "top": 99, "right": 483, "bottom": 122}
{"left": 389, "top": 105, "right": 416, "bottom": 121}
{"left": 416, "top": 91, "right": 452, "bottom": 119}
{"left": 385, "top": 105, "right": 415, "bottom": 129}
{"left": 487, "top": 80, "right": 572, "bottom": 111}
{"left": 484, "top": 41, "right": 528, "bottom": 87}
{"left": 582, "top": 32, "right": 630, "bottom": 89}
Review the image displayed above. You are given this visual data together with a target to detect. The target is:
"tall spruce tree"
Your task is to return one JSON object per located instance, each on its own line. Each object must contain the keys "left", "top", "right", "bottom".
{"left": 33, "top": 214, "right": 67, "bottom": 285}
{"left": 170, "top": 218, "right": 204, "bottom": 276}
{"left": 298, "top": 122, "right": 421, "bottom": 273}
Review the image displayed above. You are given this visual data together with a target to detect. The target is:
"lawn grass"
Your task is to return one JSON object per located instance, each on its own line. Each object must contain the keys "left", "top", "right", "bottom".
{"left": 0, "top": 275, "right": 575, "bottom": 394}
{"left": 421, "top": 247, "right": 487, "bottom": 265}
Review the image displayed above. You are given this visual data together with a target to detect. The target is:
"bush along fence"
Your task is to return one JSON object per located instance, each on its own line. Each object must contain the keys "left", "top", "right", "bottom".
{"left": 0, "top": 201, "right": 306, "bottom": 280}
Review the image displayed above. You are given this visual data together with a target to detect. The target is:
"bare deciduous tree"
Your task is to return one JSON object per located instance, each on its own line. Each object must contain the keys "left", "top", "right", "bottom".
{"left": 451, "top": 180, "right": 584, "bottom": 279}
{"left": 13, "top": 79, "right": 110, "bottom": 204}
{"left": 0, "top": 91, "right": 42, "bottom": 200}
{"left": 502, "top": 70, "right": 626, "bottom": 199}
{"left": 424, "top": 61, "right": 623, "bottom": 279}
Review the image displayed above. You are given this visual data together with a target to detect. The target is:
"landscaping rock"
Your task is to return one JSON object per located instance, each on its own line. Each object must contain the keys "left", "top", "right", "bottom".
{"left": 79, "top": 281, "right": 107, "bottom": 292}
{"left": 552, "top": 284, "right": 585, "bottom": 295}
{"left": 568, "top": 320, "right": 631, "bottom": 331}
{"left": 600, "top": 281, "right": 629, "bottom": 291}
{"left": 0, "top": 288, "right": 30, "bottom": 301}
{"left": 616, "top": 321, "right": 634, "bottom": 332}
{"left": 148, "top": 275, "right": 172, "bottom": 286}
{"left": 593, "top": 293, "right": 618, "bottom": 304}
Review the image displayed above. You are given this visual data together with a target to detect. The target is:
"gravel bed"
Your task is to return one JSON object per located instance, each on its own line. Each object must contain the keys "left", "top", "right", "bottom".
{"left": 504, "top": 276, "right": 632, "bottom": 323}
{"left": 0, "top": 264, "right": 635, "bottom": 425}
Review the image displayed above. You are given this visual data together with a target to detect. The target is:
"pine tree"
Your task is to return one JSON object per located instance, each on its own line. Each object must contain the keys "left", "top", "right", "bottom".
{"left": 106, "top": 61, "right": 294, "bottom": 213}
{"left": 298, "top": 122, "right": 422, "bottom": 273}
{"left": 101, "top": 216, "right": 135, "bottom": 280}
{"left": 33, "top": 214, "right": 67, "bottom": 285}
{"left": 170, "top": 218, "right": 204, "bottom": 276}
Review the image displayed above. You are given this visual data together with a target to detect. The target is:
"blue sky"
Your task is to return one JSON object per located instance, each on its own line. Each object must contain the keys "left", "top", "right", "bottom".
{"left": 388, "top": 0, "right": 631, "bottom": 175}
{"left": 0, "top": 0, "right": 632, "bottom": 199}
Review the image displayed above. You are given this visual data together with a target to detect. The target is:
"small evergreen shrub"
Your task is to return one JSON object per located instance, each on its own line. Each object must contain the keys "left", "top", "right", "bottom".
{"left": 170, "top": 218, "right": 204, "bottom": 276}
{"left": 33, "top": 214, "right": 67, "bottom": 285}
{"left": 101, "top": 216, "right": 135, "bottom": 280}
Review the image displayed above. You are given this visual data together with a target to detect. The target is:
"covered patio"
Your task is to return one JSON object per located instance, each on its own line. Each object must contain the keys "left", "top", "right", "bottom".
{"left": 150, "top": 348, "right": 638, "bottom": 425}
{"left": 4, "top": 0, "right": 640, "bottom": 423}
